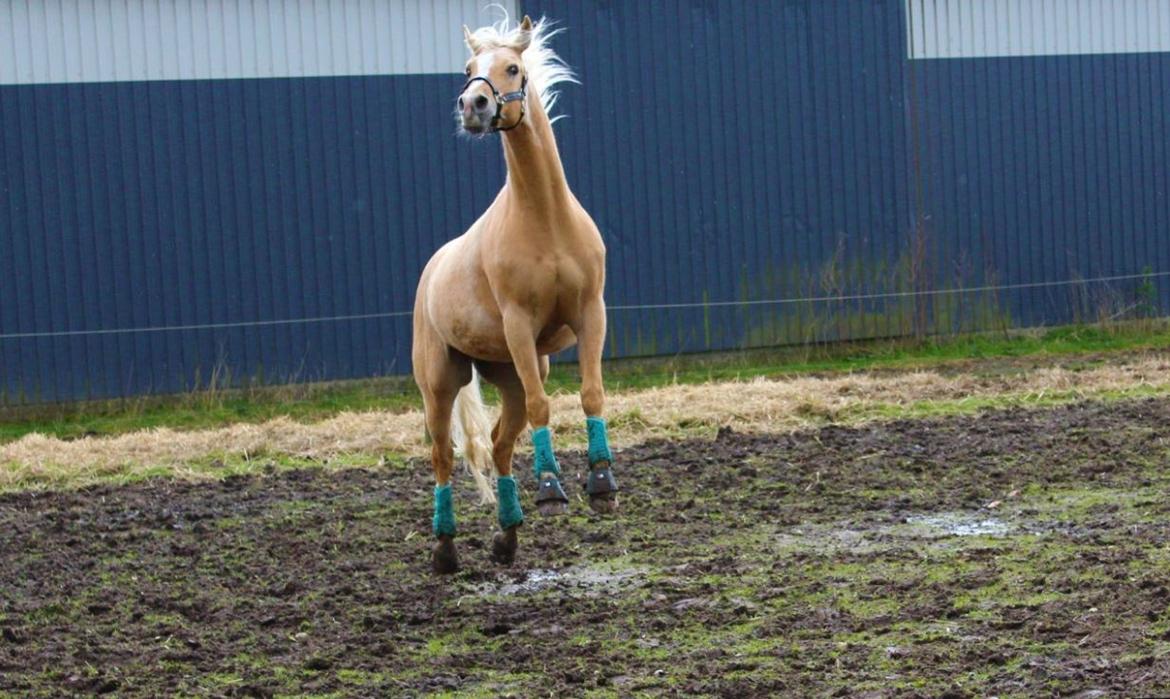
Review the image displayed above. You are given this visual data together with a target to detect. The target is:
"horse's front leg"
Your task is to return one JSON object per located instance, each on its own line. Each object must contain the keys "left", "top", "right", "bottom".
{"left": 576, "top": 297, "right": 618, "bottom": 513}
{"left": 502, "top": 309, "right": 570, "bottom": 516}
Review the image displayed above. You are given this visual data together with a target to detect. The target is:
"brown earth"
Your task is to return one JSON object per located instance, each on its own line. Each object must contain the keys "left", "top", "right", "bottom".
{"left": 2, "top": 397, "right": 1170, "bottom": 697}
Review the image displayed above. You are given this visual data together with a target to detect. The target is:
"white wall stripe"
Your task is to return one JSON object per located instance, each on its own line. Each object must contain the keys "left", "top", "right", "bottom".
{"left": 0, "top": 0, "right": 517, "bottom": 85}
{"left": 908, "top": 0, "right": 1170, "bottom": 59}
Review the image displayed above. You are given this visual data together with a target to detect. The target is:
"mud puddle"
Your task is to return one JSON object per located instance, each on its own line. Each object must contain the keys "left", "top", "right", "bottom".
{"left": 467, "top": 563, "right": 648, "bottom": 597}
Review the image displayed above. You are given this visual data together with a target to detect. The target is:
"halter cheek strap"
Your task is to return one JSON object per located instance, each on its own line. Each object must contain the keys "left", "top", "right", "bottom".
{"left": 462, "top": 74, "right": 528, "bottom": 132}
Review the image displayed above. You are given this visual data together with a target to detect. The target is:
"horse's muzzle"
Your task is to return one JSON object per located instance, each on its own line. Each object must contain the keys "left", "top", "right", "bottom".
{"left": 457, "top": 86, "right": 496, "bottom": 135}
{"left": 460, "top": 115, "right": 491, "bottom": 135}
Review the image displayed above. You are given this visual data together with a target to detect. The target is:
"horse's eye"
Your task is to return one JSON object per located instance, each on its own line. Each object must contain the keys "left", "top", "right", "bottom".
{"left": 507, "top": 65, "right": 519, "bottom": 76}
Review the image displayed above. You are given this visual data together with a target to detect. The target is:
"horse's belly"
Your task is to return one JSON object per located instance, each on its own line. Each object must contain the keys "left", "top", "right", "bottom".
{"left": 436, "top": 309, "right": 576, "bottom": 362}
{"left": 441, "top": 323, "right": 577, "bottom": 362}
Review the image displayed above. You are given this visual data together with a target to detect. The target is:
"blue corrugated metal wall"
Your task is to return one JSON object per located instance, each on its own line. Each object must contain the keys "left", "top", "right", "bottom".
{"left": 531, "top": 0, "right": 916, "bottom": 357}
{"left": 532, "top": 0, "right": 1170, "bottom": 355}
{"left": 0, "top": 76, "right": 504, "bottom": 402}
{"left": 2, "top": 0, "right": 1169, "bottom": 404}
{"left": 910, "top": 50, "right": 1170, "bottom": 329}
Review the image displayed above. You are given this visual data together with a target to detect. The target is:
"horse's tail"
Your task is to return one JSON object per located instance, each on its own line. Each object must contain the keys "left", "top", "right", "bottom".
{"left": 452, "top": 369, "right": 497, "bottom": 505}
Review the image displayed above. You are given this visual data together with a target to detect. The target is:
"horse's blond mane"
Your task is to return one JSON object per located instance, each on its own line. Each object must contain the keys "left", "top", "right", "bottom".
{"left": 468, "top": 14, "right": 577, "bottom": 120}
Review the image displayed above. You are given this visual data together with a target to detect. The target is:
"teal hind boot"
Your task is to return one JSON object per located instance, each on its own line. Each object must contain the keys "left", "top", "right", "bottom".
{"left": 431, "top": 484, "right": 459, "bottom": 574}
{"left": 492, "top": 475, "right": 523, "bottom": 565}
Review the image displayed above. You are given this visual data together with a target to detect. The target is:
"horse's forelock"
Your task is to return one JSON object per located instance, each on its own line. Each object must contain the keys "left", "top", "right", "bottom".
{"left": 468, "top": 14, "right": 578, "bottom": 120}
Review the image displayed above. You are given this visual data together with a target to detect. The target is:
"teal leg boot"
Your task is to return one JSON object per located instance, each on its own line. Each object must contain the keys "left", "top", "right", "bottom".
{"left": 431, "top": 484, "right": 459, "bottom": 574}
{"left": 491, "top": 475, "right": 524, "bottom": 565}
{"left": 586, "top": 417, "right": 619, "bottom": 514}
{"left": 531, "top": 427, "right": 569, "bottom": 516}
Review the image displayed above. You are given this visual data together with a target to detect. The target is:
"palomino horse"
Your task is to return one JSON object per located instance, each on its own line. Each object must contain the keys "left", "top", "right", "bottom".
{"left": 412, "top": 15, "right": 618, "bottom": 574}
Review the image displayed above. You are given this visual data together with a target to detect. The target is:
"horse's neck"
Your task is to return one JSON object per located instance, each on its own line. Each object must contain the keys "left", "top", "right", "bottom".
{"left": 500, "top": 95, "right": 571, "bottom": 217}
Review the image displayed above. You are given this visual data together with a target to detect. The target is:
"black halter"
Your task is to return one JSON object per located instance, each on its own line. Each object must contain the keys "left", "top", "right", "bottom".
{"left": 462, "top": 74, "right": 528, "bottom": 132}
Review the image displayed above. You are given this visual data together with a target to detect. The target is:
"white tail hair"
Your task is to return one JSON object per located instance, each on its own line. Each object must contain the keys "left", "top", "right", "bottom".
{"left": 451, "top": 369, "right": 497, "bottom": 505}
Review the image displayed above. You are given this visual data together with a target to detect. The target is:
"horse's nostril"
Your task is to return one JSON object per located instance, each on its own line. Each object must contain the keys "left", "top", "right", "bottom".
{"left": 474, "top": 95, "right": 489, "bottom": 110}
{"left": 457, "top": 96, "right": 465, "bottom": 110}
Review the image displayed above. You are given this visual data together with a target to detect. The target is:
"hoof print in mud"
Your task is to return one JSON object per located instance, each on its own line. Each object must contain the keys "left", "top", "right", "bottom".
{"left": 432, "top": 535, "right": 459, "bottom": 575}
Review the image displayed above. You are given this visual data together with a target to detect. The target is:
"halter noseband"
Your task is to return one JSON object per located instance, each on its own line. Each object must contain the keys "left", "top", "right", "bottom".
{"left": 462, "top": 74, "right": 528, "bottom": 132}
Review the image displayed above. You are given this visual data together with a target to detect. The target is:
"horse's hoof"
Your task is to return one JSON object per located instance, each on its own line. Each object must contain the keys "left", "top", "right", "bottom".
{"left": 535, "top": 476, "right": 569, "bottom": 516}
{"left": 538, "top": 500, "right": 569, "bottom": 516}
{"left": 432, "top": 535, "right": 459, "bottom": 574}
{"left": 589, "top": 493, "right": 619, "bottom": 514}
{"left": 490, "top": 527, "right": 519, "bottom": 565}
{"left": 586, "top": 465, "right": 619, "bottom": 515}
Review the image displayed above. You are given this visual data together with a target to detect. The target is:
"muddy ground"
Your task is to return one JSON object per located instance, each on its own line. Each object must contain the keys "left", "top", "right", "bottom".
{"left": 2, "top": 397, "right": 1170, "bottom": 697}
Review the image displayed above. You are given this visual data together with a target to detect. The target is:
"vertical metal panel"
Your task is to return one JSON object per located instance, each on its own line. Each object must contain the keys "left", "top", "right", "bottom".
{"left": 0, "top": 1, "right": 512, "bottom": 402}
{"left": 908, "top": 8, "right": 1170, "bottom": 330}
{"left": 907, "top": 0, "right": 1170, "bottom": 59}
{"left": 528, "top": 0, "right": 915, "bottom": 356}
{"left": 525, "top": 0, "right": 1170, "bottom": 361}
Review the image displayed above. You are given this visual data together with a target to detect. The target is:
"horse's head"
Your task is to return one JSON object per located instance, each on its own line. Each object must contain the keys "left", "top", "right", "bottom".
{"left": 457, "top": 16, "right": 534, "bottom": 135}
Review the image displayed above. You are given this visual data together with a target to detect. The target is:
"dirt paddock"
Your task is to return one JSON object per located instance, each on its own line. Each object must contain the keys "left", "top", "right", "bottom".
{"left": 3, "top": 396, "right": 1170, "bottom": 696}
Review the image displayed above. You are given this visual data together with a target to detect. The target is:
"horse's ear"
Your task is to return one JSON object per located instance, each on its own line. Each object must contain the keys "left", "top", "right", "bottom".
{"left": 463, "top": 25, "right": 481, "bottom": 54}
{"left": 516, "top": 15, "right": 533, "bottom": 51}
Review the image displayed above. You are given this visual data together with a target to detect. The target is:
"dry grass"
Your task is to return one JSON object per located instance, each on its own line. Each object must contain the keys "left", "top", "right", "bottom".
{"left": 3, "top": 355, "right": 1169, "bottom": 492}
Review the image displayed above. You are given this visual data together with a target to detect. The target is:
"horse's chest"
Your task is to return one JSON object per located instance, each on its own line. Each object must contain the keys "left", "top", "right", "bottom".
{"left": 496, "top": 254, "right": 588, "bottom": 305}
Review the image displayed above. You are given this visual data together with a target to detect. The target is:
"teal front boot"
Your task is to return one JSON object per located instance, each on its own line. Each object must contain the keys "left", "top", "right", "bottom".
{"left": 531, "top": 427, "right": 569, "bottom": 516}
{"left": 584, "top": 417, "right": 619, "bottom": 514}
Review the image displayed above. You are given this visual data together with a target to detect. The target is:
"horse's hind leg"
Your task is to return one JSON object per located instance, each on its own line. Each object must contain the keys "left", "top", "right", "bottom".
{"left": 423, "top": 390, "right": 460, "bottom": 574}
{"left": 476, "top": 361, "right": 529, "bottom": 565}
{"left": 414, "top": 337, "right": 472, "bottom": 574}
